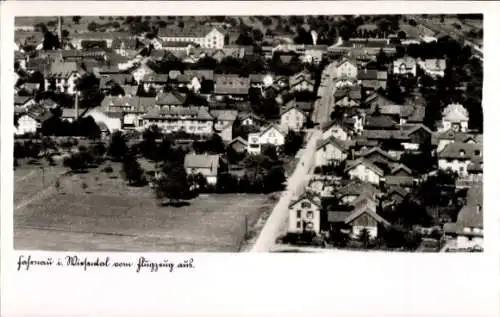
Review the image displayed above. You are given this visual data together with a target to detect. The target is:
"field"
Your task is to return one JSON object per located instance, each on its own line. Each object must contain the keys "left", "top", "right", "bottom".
{"left": 14, "top": 161, "right": 274, "bottom": 252}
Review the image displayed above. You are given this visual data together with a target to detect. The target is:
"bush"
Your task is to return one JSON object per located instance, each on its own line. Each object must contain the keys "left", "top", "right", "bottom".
{"left": 101, "top": 165, "right": 113, "bottom": 173}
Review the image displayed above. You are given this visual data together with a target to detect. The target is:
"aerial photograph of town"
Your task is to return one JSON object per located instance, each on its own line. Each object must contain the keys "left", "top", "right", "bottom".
{"left": 13, "top": 14, "right": 483, "bottom": 253}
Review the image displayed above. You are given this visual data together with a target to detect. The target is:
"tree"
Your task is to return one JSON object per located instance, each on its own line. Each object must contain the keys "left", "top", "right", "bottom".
{"left": 397, "top": 30, "right": 406, "bottom": 40}
{"left": 358, "top": 228, "right": 372, "bottom": 249}
{"left": 43, "top": 31, "right": 60, "bottom": 50}
{"left": 75, "top": 73, "right": 104, "bottom": 109}
{"left": 206, "top": 133, "right": 225, "bottom": 154}
{"left": 283, "top": 130, "right": 304, "bottom": 156}
{"left": 88, "top": 22, "right": 99, "bottom": 32}
{"left": 108, "top": 131, "right": 128, "bottom": 161}
{"left": 263, "top": 165, "right": 286, "bottom": 193}
{"left": 122, "top": 155, "right": 145, "bottom": 186}
{"left": 63, "top": 152, "right": 88, "bottom": 173}
{"left": 72, "top": 16, "right": 82, "bottom": 24}
{"left": 155, "top": 163, "right": 190, "bottom": 205}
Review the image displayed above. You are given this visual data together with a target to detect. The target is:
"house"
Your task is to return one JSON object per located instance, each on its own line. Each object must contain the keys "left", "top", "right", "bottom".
{"left": 418, "top": 58, "right": 446, "bottom": 78}
{"left": 14, "top": 107, "right": 53, "bottom": 135}
{"left": 141, "top": 106, "right": 214, "bottom": 135}
{"left": 142, "top": 73, "right": 170, "bottom": 91}
{"left": 315, "top": 137, "right": 352, "bottom": 167}
{"left": 280, "top": 99, "right": 307, "bottom": 132}
{"left": 393, "top": 57, "right": 417, "bottom": 76}
{"left": 158, "top": 26, "right": 225, "bottom": 49}
{"left": 400, "top": 105, "right": 426, "bottom": 125}
{"left": 247, "top": 125, "right": 285, "bottom": 155}
{"left": 355, "top": 147, "right": 399, "bottom": 166}
{"left": 335, "top": 58, "right": 358, "bottom": 79}
{"left": 358, "top": 69, "right": 388, "bottom": 91}
{"left": 344, "top": 196, "right": 390, "bottom": 238}
{"left": 184, "top": 154, "right": 221, "bottom": 185}
{"left": 238, "top": 113, "right": 263, "bottom": 127}
{"left": 156, "top": 91, "right": 187, "bottom": 108}
{"left": 400, "top": 124, "right": 434, "bottom": 150}
{"left": 443, "top": 184, "right": 483, "bottom": 250}
{"left": 345, "top": 158, "right": 384, "bottom": 185}
{"left": 289, "top": 71, "right": 315, "bottom": 93}
{"left": 100, "top": 96, "right": 156, "bottom": 129}
{"left": 44, "top": 61, "right": 84, "bottom": 95}
{"left": 335, "top": 179, "right": 380, "bottom": 205}
{"left": 303, "top": 48, "right": 325, "bottom": 65}
{"left": 439, "top": 103, "right": 469, "bottom": 133}
{"left": 363, "top": 115, "right": 398, "bottom": 130}
{"left": 364, "top": 92, "right": 396, "bottom": 109}
{"left": 213, "top": 75, "right": 250, "bottom": 100}
{"left": 70, "top": 32, "right": 132, "bottom": 50}
{"left": 435, "top": 131, "right": 479, "bottom": 153}
{"left": 132, "top": 63, "right": 155, "bottom": 84}
{"left": 327, "top": 194, "right": 390, "bottom": 238}
{"left": 211, "top": 109, "right": 238, "bottom": 141}
{"left": 437, "top": 142, "right": 482, "bottom": 177}
{"left": 383, "top": 186, "right": 409, "bottom": 207}
{"left": 288, "top": 193, "right": 322, "bottom": 234}
{"left": 307, "top": 175, "right": 336, "bottom": 198}
{"left": 334, "top": 87, "right": 362, "bottom": 108}
{"left": 321, "top": 121, "right": 351, "bottom": 141}
{"left": 227, "top": 137, "right": 248, "bottom": 154}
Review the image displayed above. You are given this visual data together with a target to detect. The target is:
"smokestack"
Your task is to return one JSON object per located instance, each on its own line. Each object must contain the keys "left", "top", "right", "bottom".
{"left": 74, "top": 92, "right": 79, "bottom": 121}
{"left": 58, "top": 17, "right": 62, "bottom": 48}
{"left": 310, "top": 30, "right": 318, "bottom": 46}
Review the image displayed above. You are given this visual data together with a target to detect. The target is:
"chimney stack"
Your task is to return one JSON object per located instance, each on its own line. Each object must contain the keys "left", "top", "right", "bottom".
{"left": 74, "top": 92, "right": 79, "bottom": 121}
{"left": 58, "top": 17, "right": 62, "bottom": 48}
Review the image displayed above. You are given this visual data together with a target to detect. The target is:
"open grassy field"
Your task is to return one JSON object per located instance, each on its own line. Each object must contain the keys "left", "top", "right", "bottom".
{"left": 14, "top": 161, "right": 274, "bottom": 252}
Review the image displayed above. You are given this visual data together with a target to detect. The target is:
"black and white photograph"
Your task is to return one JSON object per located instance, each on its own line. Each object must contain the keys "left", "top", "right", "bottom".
{"left": 12, "top": 12, "right": 484, "bottom": 253}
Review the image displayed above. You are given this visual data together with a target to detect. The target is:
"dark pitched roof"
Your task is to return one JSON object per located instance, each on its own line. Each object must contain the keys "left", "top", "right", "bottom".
{"left": 360, "top": 129, "right": 409, "bottom": 141}
{"left": 289, "top": 192, "right": 322, "bottom": 209}
{"left": 210, "top": 109, "right": 238, "bottom": 122}
{"left": 438, "top": 142, "right": 482, "bottom": 160}
{"left": 456, "top": 185, "right": 483, "bottom": 230}
{"left": 334, "top": 87, "right": 362, "bottom": 100}
{"left": 155, "top": 91, "right": 187, "bottom": 106}
{"left": 344, "top": 206, "right": 390, "bottom": 226}
{"left": 228, "top": 136, "right": 248, "bottom": 146}
{"left": 364, "top": 115, "right": 397, "bottom": 129}
{"left": 316, "top": 136, "right": 352, "bottom": 152}
{"left": 356, "top": 147, "right": 399, "bottom": 162}
{"left": 214, "top": 75, "right": 250, "bottom": 95}
{"left": 184, "top": 154, "right": 220, "bottom": 176}
{"left": 345, "top": 158, "right": 384, "bottom": 176}
{"left": 384, "top": 176, "right": 415, "bottom": 187}
{"left": 143, "top": 106, "right": 213, "bottom": 121}
{"left": 336, "top": 179, "right": 380, "bottom": 198}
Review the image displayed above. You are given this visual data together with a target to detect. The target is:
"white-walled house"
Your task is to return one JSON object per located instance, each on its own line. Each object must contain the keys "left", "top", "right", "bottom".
{"left": 392, "top": 57, "right": 417, "bottom": 76}
{"left": 444, "top": 185, "right": 483, "bottom": 250}
{"left": 345, "top": 159, "right": 384, "bottom": 185}
{"left": 184, "top": 154, "right": 221, "bottom": 185}
{"left": 321, "top": 121, "right": 351, "bottom": 141}
{"left": 158, "top": 26, "right": 225, "bottom": 49}
{"left": 418, "top": 58, "right": 446, "bottom": 78}
{"left": 344, "top": 196, "right": 390, "bottom": 238}
{"left": 288, "top": 193, "right": 322, "bottom": 234}
{"left": 437, "top": 142, "right": 482, "bottom": 177}
{"left": 44, "top": 62, "right": 82, "bottom": 95}
{"left": 280, "top": 101, "right": 307, "bottom": 132}
{"left": 247, "top": 125, "right": 285, "bottom": 155}
{"left": 315, "top": 137, "right": 351, "bottom": 167}
{"left": 14, "top": 108, "right": 53, "bottom": 135}
{"left": 336, "top": 58, "right": 358, "bottom": 79}
{"left": 439, "top": 103, "right": 469, "bottom": 133}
